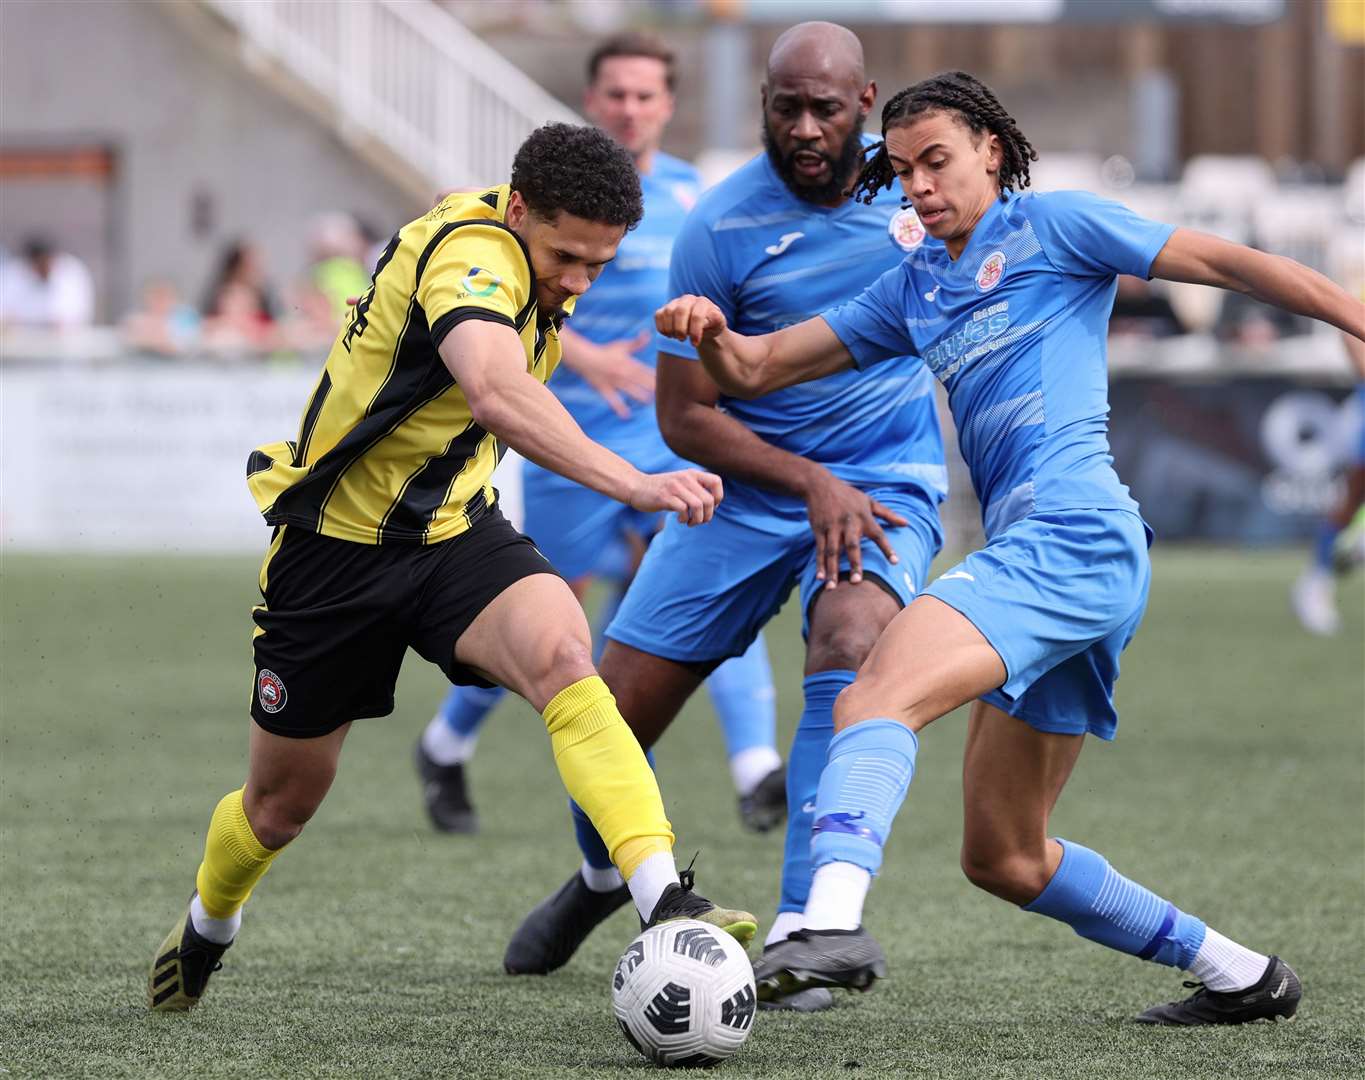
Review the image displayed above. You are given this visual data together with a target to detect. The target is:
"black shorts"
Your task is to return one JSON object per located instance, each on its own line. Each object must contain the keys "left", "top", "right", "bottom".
{"left": 250, "top": 507, "right": 559, "bottom": 738}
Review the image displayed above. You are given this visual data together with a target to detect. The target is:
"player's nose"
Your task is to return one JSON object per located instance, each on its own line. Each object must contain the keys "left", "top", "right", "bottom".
{"left": 791, "top": 109, "right": 821, "bottom": 141}
{"left": 562, "top": 269, "right": 591, "bottom": 295}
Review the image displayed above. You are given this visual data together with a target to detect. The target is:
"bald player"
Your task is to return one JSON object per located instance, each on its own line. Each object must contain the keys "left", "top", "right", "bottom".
{"left": 501, "top": 23, "right": 946, "bottom": 1012}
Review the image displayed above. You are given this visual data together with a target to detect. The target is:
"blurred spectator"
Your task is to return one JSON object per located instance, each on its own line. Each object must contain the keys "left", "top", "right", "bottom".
{"left": 1110, "top": 275, "right": 1187, "bottom": 339}
{"left": 0, "top": 235, "right": 95, "bottom": 328}
{"left": 353, "top": 213, "right": 390, "bottom": 274}
{"left": 307, "top": 212, "right": 370, "bottom": 325}
{"left": 203, "top": 281, "right": 277, "bottom": 354}
{"left": 200, "top": 239, "right": 278, "bottom": 327}
{"left": 122, "top": 280, "right": 201, "bottom": 355}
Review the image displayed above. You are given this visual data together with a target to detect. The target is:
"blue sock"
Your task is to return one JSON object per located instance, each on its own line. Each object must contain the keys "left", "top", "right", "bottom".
{"left": 571, "top": 749, "right": 657, "bottom": 872}
{"left": 438, "top": 683, "right": 506, "bottom": 738}
{"left": 810, "top": 719, "right": 918, "bottom": 876}
{"left": 1313, "top": 521, "right": 1341, "bottom": 571}
{"left": 704, "top": 632, "right": 777, "bottom": 758}
{"left": 1023, "top": 839, "right": 1207, "bottom": 969}
{"left": 777, "top": 670, "right": 852, "bottom": 914}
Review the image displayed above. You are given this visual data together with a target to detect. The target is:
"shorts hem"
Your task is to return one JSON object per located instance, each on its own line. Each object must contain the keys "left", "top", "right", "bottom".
{"left": 604, "top": 626, "right": 742, "bottom": 667}
{"left": 250, "top": 701, "right": 395, "bottom": 739}
{"left": 978, "top": 688, "right": 1116, "bottom": 742}
{"left": 921, "top": 586, "right": 1025, "bottom": 697}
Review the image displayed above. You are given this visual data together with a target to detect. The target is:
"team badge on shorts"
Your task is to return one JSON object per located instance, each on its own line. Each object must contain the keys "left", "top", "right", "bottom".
{"left": 888, "top": 206, "right": 926, "bottom": 251}
{"left": 257, "top": 669, "right": 287, "bottom": 714}
{"left": 975, "top": 250, "right": 1007, "bottom": 292}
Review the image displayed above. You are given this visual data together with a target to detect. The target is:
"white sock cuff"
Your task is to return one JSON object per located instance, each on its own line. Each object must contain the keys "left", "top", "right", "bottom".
{"left": 729, "top": 745, "right": 783, "bottom": 796}
{"left": 625, "top": 851, "right": 679, "bottom": 923}
{"left": 765, "top": 910, "right": 806, "bottom": 947}
{"left": 1187, "top": 927, "right": 1270, "bottom": 992}
{"left": 421, "top": 716, "right": 478, "bottom": 766}
{"left": 802, "top": 862, "right": 872, "bottom": 932}
{"left": 579, "top": 859, "right": 624, "bottom": 893}
{"left": 189, "top": 892, "right": 241, "bottom": 945}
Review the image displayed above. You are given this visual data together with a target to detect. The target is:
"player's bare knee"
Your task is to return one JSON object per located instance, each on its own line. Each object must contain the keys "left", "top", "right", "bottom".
{"left": 534, "top": 634, "right": 597, "bottom": 704}
{"left": 960, "top": 845, "right": 1051, "bottom": 904}
{"left": 806, "top": 622, "right": 881, "bottom": 674}
{"left": 832, "top": 678, "right": 929, "bottom": 733}
{"left": 243, "top": 791, "right": 316, "bottom": 850}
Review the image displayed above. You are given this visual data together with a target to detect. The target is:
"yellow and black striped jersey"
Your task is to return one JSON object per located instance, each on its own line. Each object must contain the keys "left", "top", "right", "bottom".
{"left": 247, "top": 185, "right": 571, "bottom": 544}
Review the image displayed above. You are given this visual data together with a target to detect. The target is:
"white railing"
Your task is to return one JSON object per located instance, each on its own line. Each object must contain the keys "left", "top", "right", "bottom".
{"left": 200, "top": 0, "right": 579, "bottom": 189}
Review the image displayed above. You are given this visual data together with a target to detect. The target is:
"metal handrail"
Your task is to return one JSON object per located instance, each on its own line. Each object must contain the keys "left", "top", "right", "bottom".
{"left": 200, "top": 0, "right": 578, "bottom": 189}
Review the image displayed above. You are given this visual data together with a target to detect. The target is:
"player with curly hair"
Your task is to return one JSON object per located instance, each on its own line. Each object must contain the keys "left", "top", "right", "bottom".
{"left": 147, "top": 123, "right": 756, "bottom": 1013}
{"left": 661, "top": 71, "right": 1363, "bottom": 1024}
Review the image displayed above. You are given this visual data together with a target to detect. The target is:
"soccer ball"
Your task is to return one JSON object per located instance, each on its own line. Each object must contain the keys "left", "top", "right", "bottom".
{"left": 611, "top": 919, "right": 757, "bottom": 1067}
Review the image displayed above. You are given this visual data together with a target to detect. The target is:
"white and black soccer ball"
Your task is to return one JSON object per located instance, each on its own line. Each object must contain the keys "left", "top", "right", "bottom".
{"left": 611, "top": 919, "right": 756, "bottom": 1067}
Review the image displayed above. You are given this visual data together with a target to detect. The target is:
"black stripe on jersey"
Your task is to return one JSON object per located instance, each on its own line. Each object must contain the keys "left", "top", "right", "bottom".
{"left": 430, "top": 306, "right": 515, "bottom": 350}
{"left": 247, "top": 449, "right": 275, "bottom": 477}
{"left": 268, "top": 299, "right": 454, "bottom": 532}
{"left": 376, "top": 418, "right": 493, "bottom": 542}
{"left": 479, "top": 190, "right": 500, "bottom": 209}
{"left": 463, "top": 486, "right": 490, "bottom": 525}
{"left": 293, "top": 370, "right": 333, "bottom": 467}
{"left": 343, "top": 233, "right": 402, "bottom": 354}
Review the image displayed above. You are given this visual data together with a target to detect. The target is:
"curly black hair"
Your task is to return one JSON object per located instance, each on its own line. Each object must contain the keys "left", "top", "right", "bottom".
{"left": 848, "top": 71, "right": 1038, "bottom": 206}
{"left": 510, "top": 123, "right": 643, "bottom": 230}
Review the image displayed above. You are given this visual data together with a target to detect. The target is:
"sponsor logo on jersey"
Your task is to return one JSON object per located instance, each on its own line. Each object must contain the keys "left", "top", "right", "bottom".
{"left": 764, "top": 231, "right": 804, "bottom": 256}
{"left": 975, "top": 250, "right": 1007, "bottom": 292}
{"left": 257, "top": 669, "right": 287, "bottom": 713}
{"left": 462, "top": 267, "right": 501, "bottom": 297}
{"left": 889, "top": 206, "right": 926, "bottom": 251}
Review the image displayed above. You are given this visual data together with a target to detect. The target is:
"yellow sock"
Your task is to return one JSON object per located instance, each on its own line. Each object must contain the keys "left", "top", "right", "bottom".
{"left": 543, "top": 676, "right": 673, "bottom": 878}
{"left": 194, "top": 788, "right": 282, "bottom": 919}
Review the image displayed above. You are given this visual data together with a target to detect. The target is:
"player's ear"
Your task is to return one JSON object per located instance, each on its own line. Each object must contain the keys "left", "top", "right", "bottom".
{"left": 985, "top": 133, "right": 1002, "bottom": 177}
{"left": 506, "top": 190, "right": 527, "bottom": 229}
{"left": 859, "top": 80, "right": 877, "bottom": 120}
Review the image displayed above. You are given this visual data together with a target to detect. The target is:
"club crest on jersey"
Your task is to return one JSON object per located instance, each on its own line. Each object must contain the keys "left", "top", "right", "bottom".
{"left": 672, "top": 182, "right": 698, "bottom": 213}
{"left": 462, "top": 267, "right": 501, "bottom": 298}
{"left": 888, "top": 206, "right": 926, "bottom": 251}
{"left": 975, "top": 250, "right": 1007, "bottom": 292}
{"left": 257, "top": 669, "right": 287, "bottom": 714}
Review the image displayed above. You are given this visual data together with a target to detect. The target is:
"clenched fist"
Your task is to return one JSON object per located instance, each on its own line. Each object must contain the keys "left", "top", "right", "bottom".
{"left": 656, "top": 295, "right": 729, "bottom": 348}
{"left": 629, "top": 469, "right": 724, "bottom": 526}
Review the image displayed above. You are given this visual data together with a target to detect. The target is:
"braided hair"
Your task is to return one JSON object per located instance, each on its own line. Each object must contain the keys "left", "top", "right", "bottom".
{"left": 848, "top": 71, "right": 1037, "bottom": 206}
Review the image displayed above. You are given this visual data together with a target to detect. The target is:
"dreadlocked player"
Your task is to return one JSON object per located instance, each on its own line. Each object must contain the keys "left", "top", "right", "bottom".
{"left": 660, "top": 70, "right": 1362, "bottom": 1024}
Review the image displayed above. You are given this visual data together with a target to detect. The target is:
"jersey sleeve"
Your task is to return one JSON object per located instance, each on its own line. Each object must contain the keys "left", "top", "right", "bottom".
{"left": 1027, "top": 191, "right": 1176, "bottom": 281}
{"left": 417, "top": 223, "right": 532, "bottom": 348}
{"left": 655, "top": 209, "right": 734, "bottom": 362}
{"left": 819, "top": 263, "right": 917, "bottom": 371}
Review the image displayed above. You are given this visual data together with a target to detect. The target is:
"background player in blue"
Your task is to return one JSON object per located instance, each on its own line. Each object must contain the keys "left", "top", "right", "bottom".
{"left": 502, "top": 25, "right": 946, "bottom": 1008}
{"left": 414, "top": 32, "right": 782, "bottom": 837}
{"left": 660, "top": 71, "right": 1364, "bottom": 1025}
{"left": 1292, "top": 332, "right": 1365, "bottom": 635}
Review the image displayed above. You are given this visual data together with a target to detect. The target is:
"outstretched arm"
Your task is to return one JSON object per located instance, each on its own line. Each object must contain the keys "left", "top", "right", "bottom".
{"left": 655, "top": 294, "right": 854, "bottom": 398}
{"left": 438, "top": 320, "right": 721, "bottom": 525}
{"left": 1150, "top": 229, "right": 1365, "bottom": 342}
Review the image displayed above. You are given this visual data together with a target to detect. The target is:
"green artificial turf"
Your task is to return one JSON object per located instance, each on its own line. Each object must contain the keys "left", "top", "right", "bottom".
{"left": 1, "top": 549, "right": 1361, "bottom": 1078}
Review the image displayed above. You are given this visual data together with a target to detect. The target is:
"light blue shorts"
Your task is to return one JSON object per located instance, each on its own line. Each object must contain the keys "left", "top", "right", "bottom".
{"left": 925, "top": 508, "right": 1152, "bottom": 741}
{"left": 522, "top": 464, "right": 660, "bottom": 581}
{"left": 522, "top": 429, "right": 688, "bottom": 581}
{"left": 607, "top": 483, "right": 943, "bottom": 664}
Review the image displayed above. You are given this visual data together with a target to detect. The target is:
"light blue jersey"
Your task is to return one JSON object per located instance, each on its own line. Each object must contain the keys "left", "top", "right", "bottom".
{"left": 660, "top": 148, "right": 947, "bottom": 515}
{"left": 824, "top": 189, "right": 1173, "bottom": 537}
{"left": 550, "top": 151, "right": 699, "bottom": 457}
{"left": 825, "top": 189, "right": 1176, "bottom": 736}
